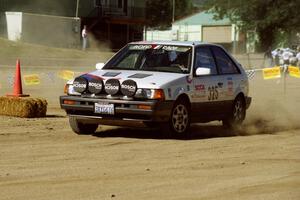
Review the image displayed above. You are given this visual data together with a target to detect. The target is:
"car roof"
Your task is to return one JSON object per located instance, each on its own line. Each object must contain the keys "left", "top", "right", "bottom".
{"left": 129, "top": 40, "right": 219, "bottom": 47}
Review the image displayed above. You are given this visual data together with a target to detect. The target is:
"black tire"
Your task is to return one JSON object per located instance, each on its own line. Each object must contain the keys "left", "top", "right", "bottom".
{"left": 223, "top": 96, "right": 246, "bottom": 129}
{"left": 162, "top": 99, "right": 191, "bottom": 139}
{"left": 69, "top": 116, "right": 98, "bottom": 135}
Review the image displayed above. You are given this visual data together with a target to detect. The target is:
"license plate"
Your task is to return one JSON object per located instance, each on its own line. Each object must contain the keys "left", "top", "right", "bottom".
{"left": 94, "top": 102, "right": 114, "bottom": 115}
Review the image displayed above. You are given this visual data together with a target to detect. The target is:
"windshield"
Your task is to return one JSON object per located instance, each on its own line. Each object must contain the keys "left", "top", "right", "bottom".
{"left": 104, "top": 44, "right": 192, "bottom": 73}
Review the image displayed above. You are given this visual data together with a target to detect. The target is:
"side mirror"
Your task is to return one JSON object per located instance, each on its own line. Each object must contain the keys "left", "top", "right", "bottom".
{"left": 96, "top": 63, "right": 105, "bottom": 70}
{"left": 195, "top": 67, "right": 211, "bottom": 76}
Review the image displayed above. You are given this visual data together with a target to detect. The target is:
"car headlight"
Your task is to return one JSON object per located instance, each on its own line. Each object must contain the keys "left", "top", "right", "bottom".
{"left": 64, "top": 84, "right": 69, "bottom": 94}
{"left": 135, "top": 89, "right": 165, "bottom": 100}
{"left": 64, "top": 84, "right": 81, "bottom": 95}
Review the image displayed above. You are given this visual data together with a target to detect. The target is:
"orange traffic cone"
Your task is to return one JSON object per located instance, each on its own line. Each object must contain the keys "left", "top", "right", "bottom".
{"left": 6, "top": 59, "right": 29, "bottom": 97}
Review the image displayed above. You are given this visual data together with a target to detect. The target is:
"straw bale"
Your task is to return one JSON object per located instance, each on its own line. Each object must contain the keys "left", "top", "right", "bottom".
{"left": 0, "top": 97, "right": 48, "bottom": 118}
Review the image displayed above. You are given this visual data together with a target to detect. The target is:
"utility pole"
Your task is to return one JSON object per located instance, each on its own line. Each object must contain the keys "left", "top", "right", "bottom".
{"left": 172, "top": 0, "right": 175, "bottom": 22}
{"left": 75, "top": 0, "right": 80, "bottom": 18}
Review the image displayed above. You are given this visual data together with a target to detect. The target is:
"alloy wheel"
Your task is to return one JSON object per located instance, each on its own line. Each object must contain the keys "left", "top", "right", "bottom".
{"left": 171, "top": 104, "right": 189, "bottom": 133}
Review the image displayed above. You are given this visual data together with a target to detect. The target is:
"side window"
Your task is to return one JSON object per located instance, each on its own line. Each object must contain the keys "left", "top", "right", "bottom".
{"left": 194, "top": 46, "right": 218, "bottom": 75}
{"left": 211, "top": 46, "right": 240, "bottom": 74}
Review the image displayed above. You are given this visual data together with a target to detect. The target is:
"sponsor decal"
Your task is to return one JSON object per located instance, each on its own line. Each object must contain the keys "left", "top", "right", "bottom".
{"left": 227, "top": 79, "right": 234, "bottom": 96}
{"left": 208, "top": 85, "right": 219, "bottom": 101}
{"left": 192, "top": 84, "right": 206, "bottom": 99}
{"left": 121, "top": 85, "right": 136, "bottom": 90}
{"left": 58, "top": 70, "right": 74, "bottom": 80}
{"left": 186, "top": 75, "right": 192, "bottom": 84}
{"left": 262, "top": 67, "right": 281, "bottom": 79}
{"left": 105, "top": 85, "right": 119, "bottom": 90}
{"left": 73, "top": 83, "right": 86, "bottom": 88}
{"left": 120, "top": 79, "right": 137, "bottom": 97}
{"left": 81, "top": 73, "right": 103, "bottom": 81}
{"left": 24, "top": 74, "right": 40, "bottom": 85}
{"left": 129, "top": 45, "right": 152, "bottom": 50}
{"left": 195, "top": 84, "right": 205, "bottom": 91}
{"left": 105, "top": 79, "right": 120, "bottom": 95}
{"left": 162, "top": 46, "right": 178, "bottom": 51}
{"left": 89, "top": 82, "right": 102, "bottom": 89}
{"left": 153, "top": 45, "right": 162, "bottom": 49}
{"left": 288, "top": 66, "right": 300, "bottom": 78}
{"left": 73, "top": 77, "right": 88, "bottom": 93}
{"left": 88, "top": 79, "right": 103, "bottom": 94}
{"left": 173, "top": 87, "right": 184, "bottom": 97}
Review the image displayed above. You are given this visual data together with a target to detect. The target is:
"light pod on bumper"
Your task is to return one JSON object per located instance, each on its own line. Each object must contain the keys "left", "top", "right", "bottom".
{"left": 121, "top": 80, "right": 137, "bottom": 97}
{"left": 104, "top": 79, "right": 120, "bottom": 95}
{"left": 88, "top": 79, "right": 103, "bottom": 94}
{"left": 73, "top": 77, "right": 88, "bottom": 93}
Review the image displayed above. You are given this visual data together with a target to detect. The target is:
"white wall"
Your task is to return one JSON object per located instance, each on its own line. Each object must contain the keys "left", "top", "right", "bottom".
{"left": 144, "top": 29, "right": 173, "bottom": 41}
{"left": 202, "top": 26, "right": 232, "bottom": 43}
{"left": 144, "top": 24, "right": 239, "bottom": 43}
{"left": 145, "top": 24, "right": 202, "bottom": 42}
{"left": 5, "top": 12, "right": 22, "bottom": 41}
{"left": 173, "top": 25, "right": 202, "bottom": 41}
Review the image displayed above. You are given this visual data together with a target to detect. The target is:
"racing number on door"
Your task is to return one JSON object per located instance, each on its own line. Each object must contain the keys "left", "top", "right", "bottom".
{"left": 208, "top": 86, "right": 218, "bottom": 101}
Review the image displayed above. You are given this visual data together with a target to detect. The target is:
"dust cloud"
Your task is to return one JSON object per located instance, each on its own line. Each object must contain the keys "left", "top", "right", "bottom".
{"left": 87, "top": 33, "right": 113, "bottom": 52}
{"left": 244, "top": 73, "right": 300, "bottom": 135}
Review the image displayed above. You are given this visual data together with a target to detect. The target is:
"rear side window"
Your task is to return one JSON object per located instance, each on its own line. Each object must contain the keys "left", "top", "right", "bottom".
{"left": 211, "top": 46, "right": 240, "bottom": 74}
{"left": 195, "top": 46, "right": 218, "bottom": 75}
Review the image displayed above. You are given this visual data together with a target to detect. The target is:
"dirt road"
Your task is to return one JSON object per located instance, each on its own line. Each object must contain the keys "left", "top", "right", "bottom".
{"left": 0, "top": 107, "right": 299, "bottom": 200}
{"left": 0, "top": 64, "right": 300, "bottom": 199}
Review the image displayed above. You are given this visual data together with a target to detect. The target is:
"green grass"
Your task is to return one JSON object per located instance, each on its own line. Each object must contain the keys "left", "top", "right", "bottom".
{"left": 0, "top": 37, "right": 113, "bottom": 60}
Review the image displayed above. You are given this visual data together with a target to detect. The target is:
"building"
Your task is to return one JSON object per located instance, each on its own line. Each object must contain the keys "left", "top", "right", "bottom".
{"left": 145, "top": 11, "right": 246, "bottom": 53}
{"left": 0, "top": 0, "right": 146, "bottom": 49}
{"left": 80, "top": 0, "right": 146, "bottom": 49}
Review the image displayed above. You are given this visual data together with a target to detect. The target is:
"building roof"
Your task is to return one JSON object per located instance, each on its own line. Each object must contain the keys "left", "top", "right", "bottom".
{"left": 173, "top": 11, "right": 231, "bottom": 26}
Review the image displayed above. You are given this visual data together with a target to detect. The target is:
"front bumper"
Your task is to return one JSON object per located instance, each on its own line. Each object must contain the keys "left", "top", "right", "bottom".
{"left": 60, "top": 95, "right": 173, "bottom": 126}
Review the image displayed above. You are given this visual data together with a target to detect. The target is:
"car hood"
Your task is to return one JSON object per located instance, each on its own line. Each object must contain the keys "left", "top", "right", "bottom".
{"left": 80, "top": 69, "right": 188, "bottom": 89}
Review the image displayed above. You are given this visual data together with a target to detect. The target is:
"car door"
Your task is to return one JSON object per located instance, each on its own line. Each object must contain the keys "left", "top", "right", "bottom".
{"left": 210, "top": 46, "right": 243, "bottom": 113}
{"left": 191, "top": 46, "right": 226, "bottom": 120}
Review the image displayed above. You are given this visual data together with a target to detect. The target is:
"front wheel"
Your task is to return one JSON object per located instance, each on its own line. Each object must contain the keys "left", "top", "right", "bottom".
{"left": 69, "top": 116, "right": 98, "bottom": 135}
{"left": 162, "top": 100, "right": 191, "bottom": 139}
{"left": 223, "top": 96, "right": 246, "bottom": 129}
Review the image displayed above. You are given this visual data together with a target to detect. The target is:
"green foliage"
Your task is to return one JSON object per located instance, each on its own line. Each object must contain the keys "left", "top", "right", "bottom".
{"left": 203, "top": 0, "right": 300, "bottom": 51}
{"left": 146, "top": 0, "right": 172, "bottom": 28}
{"left": 146, "top": 0, "right": 194, "bottom": 29}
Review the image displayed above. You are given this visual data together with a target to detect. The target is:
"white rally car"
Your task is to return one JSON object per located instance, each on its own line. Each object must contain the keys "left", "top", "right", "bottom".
{"left": 60, "top": 41, "right": 251, "bottom": 138}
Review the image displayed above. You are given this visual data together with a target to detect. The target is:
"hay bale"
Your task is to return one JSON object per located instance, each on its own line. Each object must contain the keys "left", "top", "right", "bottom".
{"left": 0, "top": 97, "right": 48, "bottom": 118}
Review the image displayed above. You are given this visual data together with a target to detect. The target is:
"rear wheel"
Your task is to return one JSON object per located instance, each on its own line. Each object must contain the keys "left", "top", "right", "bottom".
{"left": 162, "top": 99, "right": 191, "bottom": 139}
{"left": 223, "top": 96, "right": 246, "bottom": 129}
{"left": 69, "top": 116, "right": 98, "bottom": 135}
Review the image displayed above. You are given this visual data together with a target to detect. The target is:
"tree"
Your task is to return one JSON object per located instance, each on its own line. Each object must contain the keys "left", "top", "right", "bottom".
{"left": 202, "top": 0, "right": 300, "bottom": 51}
{"left": 146, "top": 0, "right": 194, "bottom": 29}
